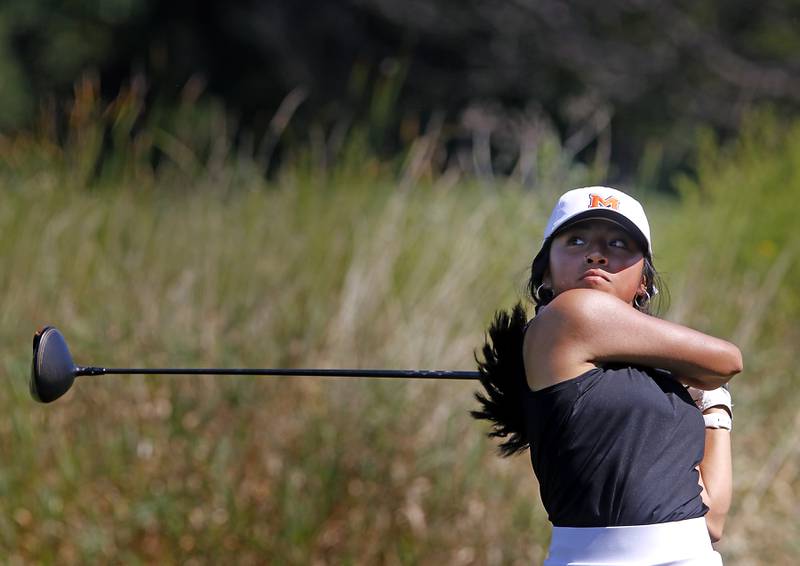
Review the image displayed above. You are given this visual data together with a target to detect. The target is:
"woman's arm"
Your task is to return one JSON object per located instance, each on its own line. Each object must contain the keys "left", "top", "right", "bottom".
{"left": 697, "top": 406, "right": 732, "bottom": 543}
{"left": 525, "top": 289, "right": 743, "bottom": 391}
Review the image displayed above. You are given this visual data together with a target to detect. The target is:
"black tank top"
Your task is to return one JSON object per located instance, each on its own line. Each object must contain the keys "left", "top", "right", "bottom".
{"left": 524, "top": 364, "right": 707, "bottom": 527}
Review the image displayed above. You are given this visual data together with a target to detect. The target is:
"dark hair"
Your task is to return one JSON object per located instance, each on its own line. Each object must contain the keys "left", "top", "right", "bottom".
{"left": 470, "top": 303, "right": 530, "bottom": 457}
{"left": 471, "top": 242, "right": 667, "bottom": 457}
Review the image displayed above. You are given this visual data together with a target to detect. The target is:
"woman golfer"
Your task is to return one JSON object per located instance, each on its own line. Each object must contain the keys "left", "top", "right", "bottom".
{"left": 473, "top": 186, "right": 740, "bottom": 565}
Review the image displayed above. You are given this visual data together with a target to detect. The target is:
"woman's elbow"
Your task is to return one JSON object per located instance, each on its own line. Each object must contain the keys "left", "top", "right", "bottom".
{"left": 705, "top": 508, "right": 729, "bottom": 543}
{"left": 715, "top": 342, "right": 743, "bottom": 384}
{"left": 729, "top": 346, "right": 744, "bottom": 376}
{"left": 707, "top": 518, "right": 724, "bottom": 544}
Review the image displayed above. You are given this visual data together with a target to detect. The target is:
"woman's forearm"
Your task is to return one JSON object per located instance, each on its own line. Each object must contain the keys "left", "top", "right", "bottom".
{"left": 642, "top": 334, "right": 742, "bottom": 390}
{"left": 671, "top": 339, "right": 742, "bottom": 389}
{"left": 698, "top": 407, "right": 732, "bottom": 542}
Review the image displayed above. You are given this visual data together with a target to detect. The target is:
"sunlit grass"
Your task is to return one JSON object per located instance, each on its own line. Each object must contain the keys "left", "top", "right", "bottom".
{"left": 0, "top": 91, "right": 798, "bottom": 564}
{"left": 0, "top": 174, "right": 562, "bottom": 564}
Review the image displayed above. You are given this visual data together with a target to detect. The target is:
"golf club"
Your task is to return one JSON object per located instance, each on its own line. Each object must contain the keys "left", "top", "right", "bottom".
{"left": 30, "top": 326, "right": 481, "bottom": 403}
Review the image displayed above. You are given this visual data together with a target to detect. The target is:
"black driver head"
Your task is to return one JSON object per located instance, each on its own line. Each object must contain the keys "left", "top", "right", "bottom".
{"left": 30, "top": 327, "right": 76, "bottom": 403}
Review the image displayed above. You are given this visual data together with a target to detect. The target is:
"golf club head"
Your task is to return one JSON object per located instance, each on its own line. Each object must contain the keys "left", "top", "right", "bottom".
{"left": 30, "top": 326, "right": 76, "bottom": 403}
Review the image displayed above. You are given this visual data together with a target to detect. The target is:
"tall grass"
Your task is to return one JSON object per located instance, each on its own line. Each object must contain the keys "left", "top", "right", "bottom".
{"left": 0, "top": 88, "right": 798, "bottom": 564}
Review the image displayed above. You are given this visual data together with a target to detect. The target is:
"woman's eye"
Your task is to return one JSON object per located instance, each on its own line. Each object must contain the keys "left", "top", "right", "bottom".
{"left": 610, "top": 239, "right": 627, "bottom": 248}
{"left": 567, "top": 236, "right": 585, "bottom": 245}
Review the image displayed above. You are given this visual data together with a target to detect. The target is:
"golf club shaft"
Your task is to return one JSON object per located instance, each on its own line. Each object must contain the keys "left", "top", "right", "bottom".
{"left": 75, "top": 366, "right": 481, "bottom": 380}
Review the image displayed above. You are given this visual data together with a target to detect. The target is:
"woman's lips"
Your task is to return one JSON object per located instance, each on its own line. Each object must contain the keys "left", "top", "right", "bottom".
{"left": 581, "top": 269, "right": 611, "bottom": 282}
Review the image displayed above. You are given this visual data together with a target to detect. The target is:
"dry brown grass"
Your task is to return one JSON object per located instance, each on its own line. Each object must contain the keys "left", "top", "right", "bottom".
{"left": 0, "top": 98, "right": 798, "bottom": 564}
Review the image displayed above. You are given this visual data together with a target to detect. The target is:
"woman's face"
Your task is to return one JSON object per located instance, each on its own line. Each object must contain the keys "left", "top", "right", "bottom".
{"left": 545, "top": 219, "right": 646, "bottom": 305}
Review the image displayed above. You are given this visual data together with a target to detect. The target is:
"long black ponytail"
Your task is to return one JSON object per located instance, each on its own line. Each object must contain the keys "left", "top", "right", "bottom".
{"left": 470, "top": 303, "right": 530, "bottom": 457}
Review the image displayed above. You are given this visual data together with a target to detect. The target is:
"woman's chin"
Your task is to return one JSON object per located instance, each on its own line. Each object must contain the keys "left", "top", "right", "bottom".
{"left": 579, "top": 276, "right": 611, "bottom": 288}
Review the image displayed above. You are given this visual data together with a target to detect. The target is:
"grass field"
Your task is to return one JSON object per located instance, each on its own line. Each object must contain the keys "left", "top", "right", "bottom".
{"left": 0, "top": 95, "right": 798, "bottom": 564}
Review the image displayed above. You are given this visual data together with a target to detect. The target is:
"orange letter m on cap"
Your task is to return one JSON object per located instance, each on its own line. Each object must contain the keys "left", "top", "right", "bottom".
{"left": 588, "top": 194, "right": 620, "bottom": 210}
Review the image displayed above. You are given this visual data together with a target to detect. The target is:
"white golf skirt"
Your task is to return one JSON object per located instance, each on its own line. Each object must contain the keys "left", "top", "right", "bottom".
{"left": 544, "top": 517, "right": 723, "bottom": 565}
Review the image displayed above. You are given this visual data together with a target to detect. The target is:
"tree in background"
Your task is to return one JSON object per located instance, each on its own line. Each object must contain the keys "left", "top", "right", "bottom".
{"left": 2, "top": 0, "right": 799, "bottom": 182}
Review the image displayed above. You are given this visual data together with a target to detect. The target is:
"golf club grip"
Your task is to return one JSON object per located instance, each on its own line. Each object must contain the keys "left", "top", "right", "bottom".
{"left": 76, "top": 366, "right": 481, "bottom": 380}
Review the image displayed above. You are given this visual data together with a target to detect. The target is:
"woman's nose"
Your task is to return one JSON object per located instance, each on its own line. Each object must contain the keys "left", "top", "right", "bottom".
{"left": 585, "top": 251, "right": 608, "bottom": 265}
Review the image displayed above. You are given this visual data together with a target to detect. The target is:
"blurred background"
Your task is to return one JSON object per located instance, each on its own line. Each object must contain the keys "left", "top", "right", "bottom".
{"left": 1, "top": 1, "right": 798, "bottom": 563}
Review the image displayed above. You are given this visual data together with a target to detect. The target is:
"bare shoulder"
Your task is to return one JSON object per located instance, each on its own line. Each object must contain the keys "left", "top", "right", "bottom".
{"left": 523, "top": 290, "right": 611, "bottom": 391}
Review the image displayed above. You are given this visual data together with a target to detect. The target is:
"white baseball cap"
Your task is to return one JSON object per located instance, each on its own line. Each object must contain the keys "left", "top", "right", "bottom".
{"left": 539, "top": 186, "right": 652, "bottom": 256}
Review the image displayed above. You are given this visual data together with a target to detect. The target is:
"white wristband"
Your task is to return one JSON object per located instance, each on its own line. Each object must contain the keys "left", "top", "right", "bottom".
{"left": 703, "top": 412, "right": 732, "bottom": 431}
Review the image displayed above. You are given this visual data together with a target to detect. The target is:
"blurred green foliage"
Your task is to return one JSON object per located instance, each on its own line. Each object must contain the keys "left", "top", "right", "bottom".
{"left": 1, "top": 0, "right": 800, "bottom": 182}
{"left": 0, "top": 0, "right": 149, "bottom": 128}
{"left": 0, "top": 85, "right": 798, "bottom": 563}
